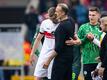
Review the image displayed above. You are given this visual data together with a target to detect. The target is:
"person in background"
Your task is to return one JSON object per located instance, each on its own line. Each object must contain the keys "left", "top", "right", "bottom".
{"left": 30, "top": 7, "right": 59, "bottom": 80}
{"left": 85, "top": 16, "right": 107, "bottom": 80}
{"left": 98, "top": 16, "right": 107, "bottom": 80}
{"left": 24, "top": 6, "right": 39, "bottom": 44}
{"left": 65, "top": 6, "right": 102, "bottom": 80}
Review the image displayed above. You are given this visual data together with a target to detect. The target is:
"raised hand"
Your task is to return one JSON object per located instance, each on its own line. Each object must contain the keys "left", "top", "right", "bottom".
{"left": 86, "top": 33, "right": 94, "bottom": 41}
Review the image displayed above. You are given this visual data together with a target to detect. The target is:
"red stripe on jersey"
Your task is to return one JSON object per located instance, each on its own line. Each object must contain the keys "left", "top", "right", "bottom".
{"left": 44, "top": 31, "right": 55, "bottom": 39}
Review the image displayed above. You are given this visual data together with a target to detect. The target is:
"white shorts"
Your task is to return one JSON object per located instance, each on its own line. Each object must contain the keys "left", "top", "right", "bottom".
{"left": 34, "top": 52, "right": 54, "bottom": 79}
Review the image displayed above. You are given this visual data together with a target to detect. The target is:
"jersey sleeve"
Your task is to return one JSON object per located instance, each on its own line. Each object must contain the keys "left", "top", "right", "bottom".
{"left": 78, "top": 25, "right": 87, "bottom": 44}
{"left": 39, "top": 21, "right": 45, "bottom": 34}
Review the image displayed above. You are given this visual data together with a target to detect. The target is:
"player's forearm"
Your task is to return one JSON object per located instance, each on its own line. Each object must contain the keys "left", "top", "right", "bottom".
{"left": 47, "top": 50, "right": 57, "bottom": 61}
{"left": 30, "top": 33, "right": 43, "bottom": 55}
{"left": 31, "top": 39, "right": 40, "bottom": 55}
{"left": 43, "top": 50, "right": 57, "bottom": 69}
{"left": 74, "top": 39, "right": 82, "bottom": 45}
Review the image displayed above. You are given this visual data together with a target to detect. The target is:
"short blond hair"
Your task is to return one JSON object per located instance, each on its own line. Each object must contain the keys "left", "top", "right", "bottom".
{"left": 100, "top": 17, "right": 107, "bottom": 26}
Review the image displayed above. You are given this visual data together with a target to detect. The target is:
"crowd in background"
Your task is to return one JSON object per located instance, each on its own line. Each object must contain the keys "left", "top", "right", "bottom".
{"left": 24, "top": 0, "right": 107, "bottom": 44}
{"left": 24, "top": 0, "right": 107, "bottom": 76}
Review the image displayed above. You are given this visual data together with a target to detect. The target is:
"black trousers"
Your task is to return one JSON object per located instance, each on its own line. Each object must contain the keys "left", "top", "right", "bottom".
{"left": 83, "top": 63, "right": 97, "bottom": 80}
{"left": 51, "top": 56, "right": 73, "bottom": 80}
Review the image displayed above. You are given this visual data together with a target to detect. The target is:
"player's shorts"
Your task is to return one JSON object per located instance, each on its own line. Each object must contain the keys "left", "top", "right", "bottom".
{"left": 34, "top": 51, "right": 54, "bottom": 79}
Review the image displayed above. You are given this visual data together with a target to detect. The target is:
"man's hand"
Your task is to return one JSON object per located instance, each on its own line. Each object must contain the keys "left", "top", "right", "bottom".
{"left": 65, "top": 38, "right": 81, "bottom": 46}
{"left": 65, "top": 33, "right": 78, "bottom": 45}
{"left": 92, "top": 69, "right": 99, "bottom": 77}
{"left": 43, "top": 58, "right": 51, "bottom": 69}
{"left": 98, "top": 67, "right": 105, "bottom": 77}
{"left": 43, "top": 50, "right": 57, "bottom": 69}
{"left": 95, "top": 57, "right": 101, "bottom": 62}
{"left": 86, "top": 33, "right": 94, "bottom": 41}
{"left": 65, "top": 38, "right": 74, "bottom": 45}
{"left": 30, "top": 54, "right": 36, "bottom": 65}
{"left": 74, "top": 33, "right": 78, "bottom": 40}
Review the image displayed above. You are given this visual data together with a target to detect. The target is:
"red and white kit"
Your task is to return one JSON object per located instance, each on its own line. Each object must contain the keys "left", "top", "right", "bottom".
{"left": 34, "top": 19, "right": 58, "bottom": 79}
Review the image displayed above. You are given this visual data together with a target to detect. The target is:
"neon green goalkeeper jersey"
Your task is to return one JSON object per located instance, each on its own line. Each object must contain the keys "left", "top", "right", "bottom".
{"left": 78, "top": 23, "right": 102, "bottom": 64}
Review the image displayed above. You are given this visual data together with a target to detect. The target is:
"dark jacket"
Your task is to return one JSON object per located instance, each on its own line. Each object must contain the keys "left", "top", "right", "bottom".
{"left": 100, "top": 32, "right": 107, "bottom": 68}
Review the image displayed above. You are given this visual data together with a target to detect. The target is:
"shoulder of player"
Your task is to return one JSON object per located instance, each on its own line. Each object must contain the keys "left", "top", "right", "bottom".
{"left": 41, "top": 19, "right": 52, "bottom": 24}
{"left": 80, "top": 23, "right": 89, "bottom": 27}
{"left": 79, "top": 22, "right": 89, "bottom": 30}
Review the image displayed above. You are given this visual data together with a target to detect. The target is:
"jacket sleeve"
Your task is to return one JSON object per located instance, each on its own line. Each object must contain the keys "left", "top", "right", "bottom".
{"left": 100, "top": 35, "right": 107, "bottom": 68}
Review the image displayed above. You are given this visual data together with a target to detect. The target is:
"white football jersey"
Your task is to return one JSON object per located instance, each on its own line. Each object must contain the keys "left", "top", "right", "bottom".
{"left": 39, "top": 19, "right": 58, "bottom": 57}
{"left": 34, "top": 19, "right": 59, "bottom": 79}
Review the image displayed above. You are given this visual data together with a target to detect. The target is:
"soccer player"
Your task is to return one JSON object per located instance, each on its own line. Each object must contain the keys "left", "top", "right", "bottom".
{"left": 65, "top": 6, "right": 102, "bottom": 80}
{"left": 86, "top": 16, "right": 107, "bottom": 80}
{"left": 30, "top": 7, "right": 59, "bottom": 80}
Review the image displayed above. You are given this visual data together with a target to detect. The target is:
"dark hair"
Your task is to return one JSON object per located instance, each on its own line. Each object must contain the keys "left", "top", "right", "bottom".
{"left": 89, "top": 6, "right": 101, "bottom": 13}
{"left": 48, "top": 7, "right": 56, "bottom": 17}
{"left": 58, "top": 3, "right": 69, "bottom": 15}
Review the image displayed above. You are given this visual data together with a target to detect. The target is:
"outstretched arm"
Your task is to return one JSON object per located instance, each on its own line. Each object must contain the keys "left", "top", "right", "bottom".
{"left": 65, "top": 33, "right": 82, "bottom": 45}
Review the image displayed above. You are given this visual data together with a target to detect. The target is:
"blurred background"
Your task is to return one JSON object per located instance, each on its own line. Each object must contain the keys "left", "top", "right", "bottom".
{"left": 0, "top": 0, "right": 107, "bottom": 80}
